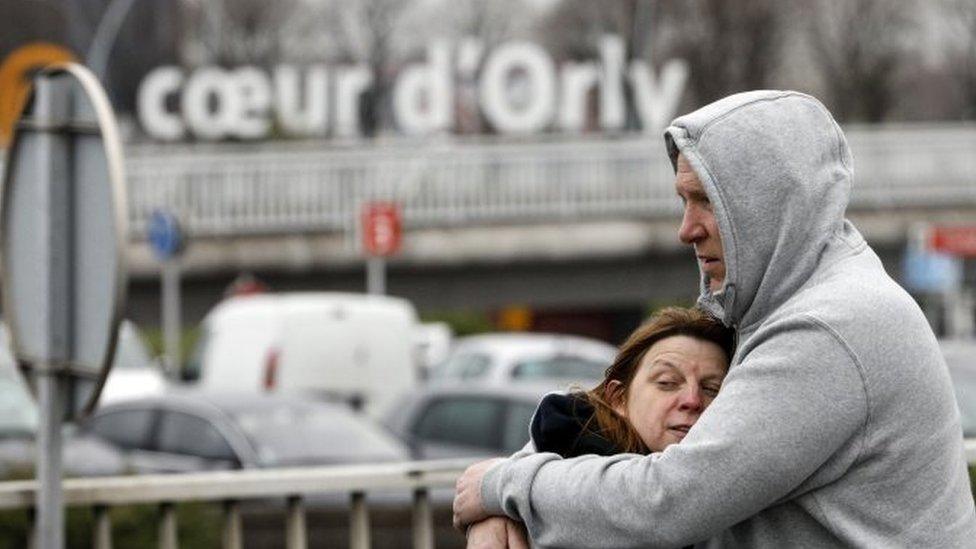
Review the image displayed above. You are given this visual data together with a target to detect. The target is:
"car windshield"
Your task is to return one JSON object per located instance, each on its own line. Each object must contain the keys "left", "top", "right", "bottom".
{"left": 230, "top": 402, "right": 403, "bottom": 466}
{"left": 511, "top": 356, "right": 606, "bottom": 381}
{"left": 432, "top": 353, "right": 492, "bottom": 380}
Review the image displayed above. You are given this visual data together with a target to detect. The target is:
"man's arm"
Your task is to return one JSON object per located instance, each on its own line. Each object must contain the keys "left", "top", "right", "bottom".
{"left": 475, "top": 320, "right": 869, "bottom": 548}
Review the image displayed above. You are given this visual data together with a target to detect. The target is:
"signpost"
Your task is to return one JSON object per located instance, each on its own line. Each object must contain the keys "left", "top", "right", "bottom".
{"left": 0, "top": 64, "right": 128, "bottom": 549}
{"left": 148, "top": 210, "right": 185, "bottom": 376}
{"left": 361, "top": 202, "right": 402, "bottom": 294}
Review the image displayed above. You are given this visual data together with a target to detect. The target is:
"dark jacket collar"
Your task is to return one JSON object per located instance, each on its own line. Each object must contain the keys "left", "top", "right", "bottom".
{"left": 531, "top": 392, "right": 620, "bottom": 458}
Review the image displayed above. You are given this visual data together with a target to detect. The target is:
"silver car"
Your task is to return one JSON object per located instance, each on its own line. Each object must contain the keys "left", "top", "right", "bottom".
{"left": 80, "top": 391, "right": 410, "bottom": 473}
{"left": 942, "top": 339, "right": 976, "bottom": 437}
{"left": 385, "top": 383, "right": 554, "bottom": 460}
{"left": 429, "top": 332, "right": 616, "bottom": 387}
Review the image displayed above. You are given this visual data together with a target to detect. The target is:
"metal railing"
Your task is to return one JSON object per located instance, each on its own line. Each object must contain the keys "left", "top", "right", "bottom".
{"left": 2, "top": 125, "right": 974, "bottom": 240}
{"left": 0, "top": 458, "right": 474, "bottom": 549}
{"left": 123, "top": 124, "right": 976, "bottom": 238}
{"left": 1, "top": 445, "right": 974, "bottom": 548}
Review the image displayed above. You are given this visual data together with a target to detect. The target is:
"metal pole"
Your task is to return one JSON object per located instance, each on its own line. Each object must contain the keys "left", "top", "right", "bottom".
{"left": 159, "top": 502, "right": 177, "bottom": 549}
{"left": 33, "top": 74, "right": 69, "bottom": 549}
{"left": 286, "top": 496, "right": 307, "bottom": 549}
{"left": 366, "top": 257, "right": 386, "bottom": 295}
{"left": 349, "top": 492, "right": 370, "bottom": 549}
{"left": 162, "top": 260, "right": 181, "bottom": 376}
{"left": 36, "top": 371, "right": 64, "bottom": 549}
{"left": 411, "top": 489, "right": 434, "bottom": 549}
{"left": 93, "top": 505, "right": 112, "bottom": 549}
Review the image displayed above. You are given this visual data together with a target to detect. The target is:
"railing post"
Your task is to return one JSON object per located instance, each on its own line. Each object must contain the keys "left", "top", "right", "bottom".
{"left": 412, "top": 488, "right": 434, "bottom": 549}
{"left": 27, "top": 507, "right": 36, "bottom": 549}
{"left": 349, "top": 491, "right": 370, "bottom": 549}
{"left": 159, "top": 502, "right": 178, "bottom": 549}
{"left": 223, "top": 500, "right": 243, "bottom": 549}
{"left": 93, "top": 504, "right": 112, "bottom": 549}
{"left": 286, "top": 496, "right": 307, "bottom": 549}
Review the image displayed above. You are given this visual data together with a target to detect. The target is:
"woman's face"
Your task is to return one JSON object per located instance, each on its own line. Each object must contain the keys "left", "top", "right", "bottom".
{"left": 610, "top": 335, "right": 728, "bottom": 452}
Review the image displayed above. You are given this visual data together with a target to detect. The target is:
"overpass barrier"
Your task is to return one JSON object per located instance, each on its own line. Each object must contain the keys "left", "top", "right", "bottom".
{"left": 124, "top": 124, "right": 976, "bottom": 238}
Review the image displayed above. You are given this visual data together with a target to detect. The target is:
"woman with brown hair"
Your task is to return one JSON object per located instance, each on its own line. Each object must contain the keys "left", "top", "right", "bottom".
{"left": 467, "top": 307, "right": 735, "bottom": 548}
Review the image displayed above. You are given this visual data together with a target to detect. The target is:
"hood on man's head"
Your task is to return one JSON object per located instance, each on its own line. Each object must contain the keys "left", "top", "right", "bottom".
{"left": 664, "top": 90, "right": 854, "bottom": 329}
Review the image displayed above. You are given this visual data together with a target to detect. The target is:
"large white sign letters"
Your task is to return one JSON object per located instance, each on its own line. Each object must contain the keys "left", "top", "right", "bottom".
{"left": 137, "top": 35, "right": 688, "bottom": 141}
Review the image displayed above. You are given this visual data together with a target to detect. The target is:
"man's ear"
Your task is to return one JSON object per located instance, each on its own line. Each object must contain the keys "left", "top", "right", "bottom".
{"left": 605, "top": 380, "right": 627, "bottom": 416}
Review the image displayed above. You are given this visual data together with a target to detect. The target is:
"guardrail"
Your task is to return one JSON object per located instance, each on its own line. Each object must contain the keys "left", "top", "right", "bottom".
{"left": 1, "top": 445, "right": 975, "bottom": 548}
{"left": 124, "top": 124, "right": 976, "bottom": 238}
{"left": 0, "top": 458, "right": 474, "bottom": 549}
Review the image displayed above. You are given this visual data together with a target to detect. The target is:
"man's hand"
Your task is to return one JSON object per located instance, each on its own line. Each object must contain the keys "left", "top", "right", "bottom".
{"left": 453, "top": 458, "right": 505, "bottom": 530}
{"left": 465, "top": 516, "right": 530, "bottom": 549}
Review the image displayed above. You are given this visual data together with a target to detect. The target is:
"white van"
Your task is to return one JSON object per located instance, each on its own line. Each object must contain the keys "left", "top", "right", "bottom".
{"left": 188, "top": 292, "right": 420, "bottom": 418}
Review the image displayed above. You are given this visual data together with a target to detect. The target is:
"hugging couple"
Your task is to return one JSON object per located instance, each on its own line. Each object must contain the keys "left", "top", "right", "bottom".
{"left": 453, "top": 91, "right": 976, "bottom": 548}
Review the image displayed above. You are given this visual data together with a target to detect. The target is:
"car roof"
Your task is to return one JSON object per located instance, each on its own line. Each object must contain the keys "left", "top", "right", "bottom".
{"left": 206, "top": 292, "right": 418, "bottom": 323}
{"left": 93, "top": 389, "right": 354, "bottom": 418}
{"left": 450, "top": 332, "right": 616, "bottom": 360}
{"left": 413, "top": 380, "right": 568, "bottom": 403}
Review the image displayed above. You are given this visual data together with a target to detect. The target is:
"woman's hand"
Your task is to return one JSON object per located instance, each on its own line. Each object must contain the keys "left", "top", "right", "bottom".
{"left": 453, "top": 458, "right": 505, "bottom": 530}
{"left": 466, "top": 516, "right": 530, "bottom": 549}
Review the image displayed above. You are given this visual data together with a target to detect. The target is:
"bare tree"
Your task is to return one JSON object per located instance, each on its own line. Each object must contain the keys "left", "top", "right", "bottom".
{"left": 665, "top": 0, "right": 784, "bottom": 106}
{"left": 806, "top": 0, "right": 918, "bottom": 122}
{"left": 181, "top": 0, "right": 298, "bottom": 66}
{"left": 539, "top": 0, "right": 620, "bottom": 61}
{"left": 314, "top": 0, "right": 411, "bottom": 135}
{"left": 943, "top": 0, "right": 976, "bottom": 119}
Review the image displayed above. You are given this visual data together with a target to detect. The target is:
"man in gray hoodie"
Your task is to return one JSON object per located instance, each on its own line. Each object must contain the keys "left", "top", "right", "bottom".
{"left": 453, "top": 90, "right": 976, "bottom": 547}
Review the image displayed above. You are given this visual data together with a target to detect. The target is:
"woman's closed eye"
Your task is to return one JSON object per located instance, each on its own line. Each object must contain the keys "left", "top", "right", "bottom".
{"left": 655, "top": 378, "right": 681, "bottom": 390}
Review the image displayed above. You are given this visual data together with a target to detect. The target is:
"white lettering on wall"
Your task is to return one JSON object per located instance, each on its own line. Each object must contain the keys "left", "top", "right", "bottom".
{"left": 479, "top": 41, "right": 556, "bottom": 134}
{"left": 275, "top": 65, "right": 328, "bottom": 136}
{"left": 629, "top": 59, "right": 689, "bottom": 134}
{"left": 335, "top": 66, "right": 373, "bottom": 138}
{"left": 599, "top": 36, "right": 626, "bottom": 131}
{"left": 182, "top": 67, "right": 239, "bottom": 140}
{"left": 137, "top": 66, "right": 184, "bottom": 141}
{"left": 393, "top": 41, "right": 453, "bottom": 134}
{"left": 136, "top": 35, "right": 688, "bottom": 141}
{"left": 233, "top": 67, "right": 272, "bottom": 139}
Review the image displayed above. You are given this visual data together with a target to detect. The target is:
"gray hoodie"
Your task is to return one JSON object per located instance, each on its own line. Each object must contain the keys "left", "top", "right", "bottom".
{"left": 481, "top": 90, "right": 976, "bottom": 547}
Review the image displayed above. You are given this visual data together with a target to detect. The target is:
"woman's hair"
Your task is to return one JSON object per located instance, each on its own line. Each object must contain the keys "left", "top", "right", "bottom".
{"left": 581, "top": 307, "right": 735, "bottom": 454}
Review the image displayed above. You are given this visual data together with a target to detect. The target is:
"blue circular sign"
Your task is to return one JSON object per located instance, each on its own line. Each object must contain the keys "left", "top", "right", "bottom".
{"left": 148, "top": 210, "right": 184, "bottom": 260}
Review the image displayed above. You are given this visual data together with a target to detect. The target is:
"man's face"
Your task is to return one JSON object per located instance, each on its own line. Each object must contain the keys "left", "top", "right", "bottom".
{"left": 674, "top": 153, "right": 725, "bottom": 292}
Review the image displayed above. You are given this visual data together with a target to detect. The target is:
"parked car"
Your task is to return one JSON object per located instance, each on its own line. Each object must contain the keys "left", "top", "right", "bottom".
{"left": 0, "top": 362, "right": 126, "bottom": 478}
{"left": 0, "top": 319, "right": 167, "bottom": 412}
{"left": 428, "top": 333, "right": 616, "bottom": 388}
{"left": 187, "top": 293, "right": 421, "bottom": 418}
{"left": 79, "top": 391, "right": 410, "bottom": 473}
{"left": 413, "top": 321, "right": 454, "bottom": 377}
{"left": 941, "top": 338, "right": 976, "bottom": 438}
{"left": 384, "top": 383, "right": 552, "bottom": 460}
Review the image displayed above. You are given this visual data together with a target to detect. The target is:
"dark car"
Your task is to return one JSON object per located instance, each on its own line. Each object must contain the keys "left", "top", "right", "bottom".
{"left": 384, "top": 383, "right": 553, "bottom": 460}
{"left": 79, "top": 391, "right": 410, "bottom": 473}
